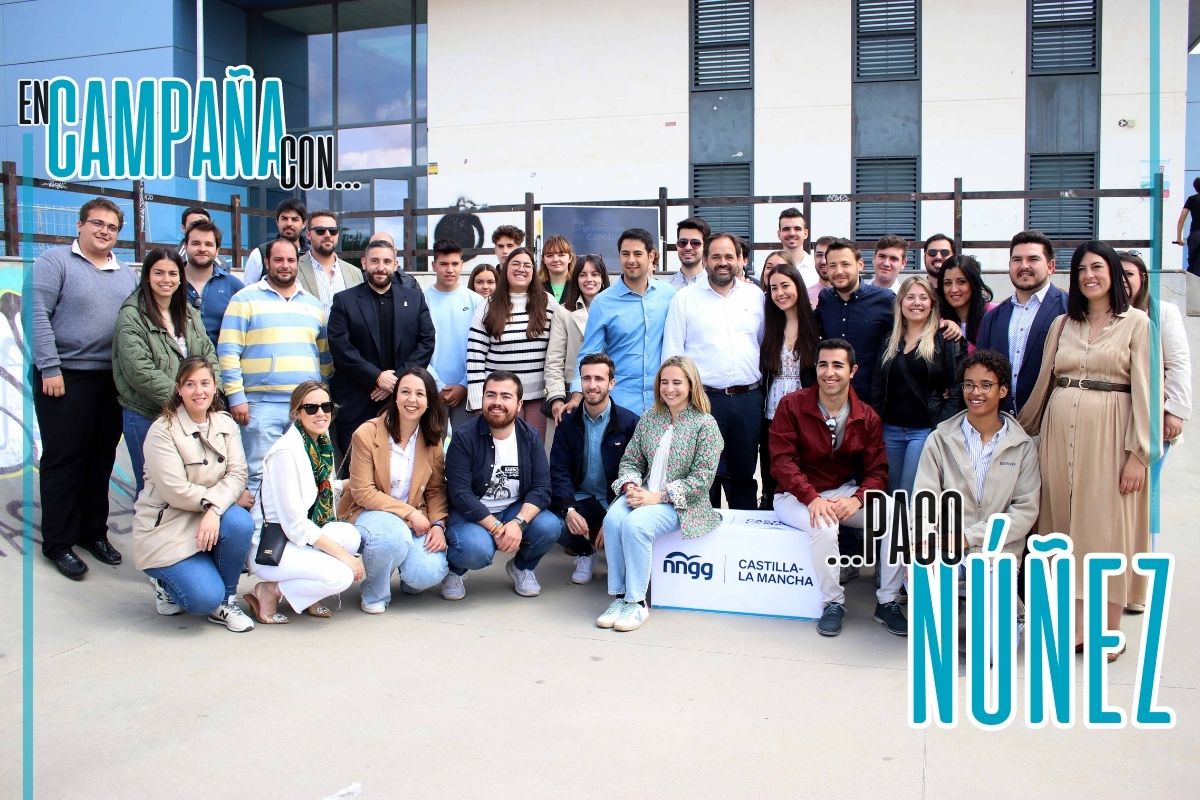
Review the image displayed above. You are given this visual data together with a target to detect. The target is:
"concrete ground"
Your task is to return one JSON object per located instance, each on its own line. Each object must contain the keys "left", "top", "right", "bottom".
{"left": 4, "top": 335, "right": 1200, "bottom": 799}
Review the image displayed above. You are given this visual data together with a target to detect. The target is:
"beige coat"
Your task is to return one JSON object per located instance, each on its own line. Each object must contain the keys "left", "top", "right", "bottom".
{"left": 337, "top": 416, "right": 449, "bottom": 524}
{"left": 543, "top": 300, "right": 588, "bottom": 404}
{"left": 913, "top": 411, "right": 1040, "bottom": 557}
{"left": 132, "top": 408, "right": 248, "bottom": 571}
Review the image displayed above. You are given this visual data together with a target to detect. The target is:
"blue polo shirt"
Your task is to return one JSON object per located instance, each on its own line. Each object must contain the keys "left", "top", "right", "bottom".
{"left": 815, "top": 282, "right": 895, "bottom": 399}
{"left": 187, "top": 265, "right": 245, "bottom": 348}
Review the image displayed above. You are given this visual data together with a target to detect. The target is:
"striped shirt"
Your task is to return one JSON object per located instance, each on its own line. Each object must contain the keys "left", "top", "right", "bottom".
{"left": 466, "top": 292, "right": 557, "bottom": 409}
{"left": 217, "top": 280, "right": 331, "bottom": 406}
{"left": 960, "top": 415, "right": 1007, "bottom": 502}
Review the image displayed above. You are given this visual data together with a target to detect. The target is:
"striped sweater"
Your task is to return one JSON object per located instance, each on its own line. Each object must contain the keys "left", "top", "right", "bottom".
{"left": 217, "top": 280, "right": 332, "bottom": 406}
{"left": 466, "top": 292, "right": 558, "bottom": 409}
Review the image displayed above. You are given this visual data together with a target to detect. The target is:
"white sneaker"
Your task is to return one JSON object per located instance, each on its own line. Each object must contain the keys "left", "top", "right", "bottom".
{"left": 506, "top": 559, "right": 541, "bottom": 597}
{"left": 440, "top": 573, "right": 466, "bottom": 601}
{"left": 150, "top": 578, "right": 181, "bottom": 616}
{"left": 361, "top": 599, "right": 387, "bottom": 615}
{"left": 613, "top": 601, "right": 650, "bottom": 632}
{"left": 596, "top": 598, "right": 627, "bottom": 629}
{"left": 571, "top": 554, "right": 595, "bottom": 584}
{"left": 208, "top": 602, "right": 254, "bottom": 632}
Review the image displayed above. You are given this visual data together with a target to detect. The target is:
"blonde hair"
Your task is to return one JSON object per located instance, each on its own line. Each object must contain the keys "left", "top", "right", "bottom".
{"left": 289, "top": 380, "right": 330, "bottom": 419}
{"left": 538, "top": 235, "right": 576, "bottom": 285}
{"left": 882, "top": 276, "right": 940, "bottom": 364}
{"left": 654, "top": 355, "right": 711, "bottom": 415}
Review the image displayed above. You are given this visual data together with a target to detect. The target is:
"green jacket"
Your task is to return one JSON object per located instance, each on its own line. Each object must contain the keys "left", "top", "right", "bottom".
{"left": 113, "top": 295, "right": 219, "bottom": 419}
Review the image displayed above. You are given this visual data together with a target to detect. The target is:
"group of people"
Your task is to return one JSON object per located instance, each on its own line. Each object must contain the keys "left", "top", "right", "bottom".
{"left": 31, "top": 197, "right": 1186, "bottom": 647}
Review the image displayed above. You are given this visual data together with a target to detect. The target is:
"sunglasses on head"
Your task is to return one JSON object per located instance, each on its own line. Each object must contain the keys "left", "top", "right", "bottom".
{"left": 299, "top": 402, "right": 338, "bottom": 415}
{"left": 310, "top": 226, "right": 339, "bottom": 236}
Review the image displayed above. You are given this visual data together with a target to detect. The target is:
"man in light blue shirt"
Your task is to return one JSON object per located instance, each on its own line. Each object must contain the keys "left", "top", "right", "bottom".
{"left": 573, "top": 228, "right": 675, "bottom": 415}
{"left": 424, "top": 239, "right": 484, "bottom": 432}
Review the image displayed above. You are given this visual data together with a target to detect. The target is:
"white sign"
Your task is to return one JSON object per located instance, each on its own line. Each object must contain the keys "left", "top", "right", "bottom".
{"left": 650, "top": 509, "right": 824, "bottom": 620}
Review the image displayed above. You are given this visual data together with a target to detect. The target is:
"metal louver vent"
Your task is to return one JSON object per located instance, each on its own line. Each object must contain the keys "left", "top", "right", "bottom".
{"left": 1028, "top": 153, "right": 1096, "bottom": 239}
{"left": 853, "top": 157, "right": 918, "bottom": 243}
{"left": 855, "top": 0, "right": 918, "bottom": 80}
{"left": 692, "top": 162, "right": 753, "bottom": 242}
{"left": 693, "top": 0, "right": 753, "bottom": 89}
{"left": 1030, "top": 0, "right": 1097, "bottom": 73}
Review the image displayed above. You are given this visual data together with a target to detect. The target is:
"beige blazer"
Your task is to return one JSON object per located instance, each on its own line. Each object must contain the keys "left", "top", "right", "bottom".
{"left": 132, "top": 408, "right": 247, "bottom": 571}
{"left": 336, "top": 416, "right": 449, "bottom": 524}
{"left": 543, "top": 300, "right": 589, "bottom": 404}
{"left": 297, "top": 252, "right": 364, "bottom": 300}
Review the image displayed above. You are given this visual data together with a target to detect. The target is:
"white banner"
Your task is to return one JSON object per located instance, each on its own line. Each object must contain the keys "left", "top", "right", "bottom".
{"left": 650, "top": 509, "right": 824, "bottom": 620}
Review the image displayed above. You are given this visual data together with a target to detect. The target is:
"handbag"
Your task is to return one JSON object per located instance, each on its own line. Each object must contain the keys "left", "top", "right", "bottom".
{"left": 254, "top": 521, "right": 287, "bottom": 567}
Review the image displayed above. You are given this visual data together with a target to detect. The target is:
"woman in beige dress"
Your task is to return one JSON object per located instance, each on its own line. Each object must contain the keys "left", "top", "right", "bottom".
{"left": 1018, "top": 241, "right": 1152, "bottom": 662}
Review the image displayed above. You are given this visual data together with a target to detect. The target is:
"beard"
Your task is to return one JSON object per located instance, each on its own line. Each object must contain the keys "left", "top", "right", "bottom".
{"left": 485, "top": 405, "right": 517, "bottom": 428}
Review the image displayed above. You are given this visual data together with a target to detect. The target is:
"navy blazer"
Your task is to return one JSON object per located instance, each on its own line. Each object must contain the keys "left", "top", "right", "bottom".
{"left": 548, "top": 400, "right": 640, "bottom": 513}
{"left": 445, "top": 415, "right": 552, "bottom": 521}
{"left": 975, "top": 283, "right": 1067, "bottom": 413}
{"left": 327, "top": 281, "right": 436, "bottom": 435}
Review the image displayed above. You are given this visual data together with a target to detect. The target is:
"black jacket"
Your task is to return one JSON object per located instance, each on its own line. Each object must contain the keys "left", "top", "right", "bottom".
{"left": 870, "top": 335, "right": 964, "bottom": 427}
{"left": 446, "top": 415, "right": 552, "bottom": 521}
{"left": 327, "top": 281, "right": 435, "bottom": 438}
{"left": 548, "top": 401, "right": 640, "bottom": 513}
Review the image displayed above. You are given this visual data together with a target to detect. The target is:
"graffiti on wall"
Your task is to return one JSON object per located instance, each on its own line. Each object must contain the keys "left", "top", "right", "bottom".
{"left": 432, "top": 196, "right": 487, "bottom": 261}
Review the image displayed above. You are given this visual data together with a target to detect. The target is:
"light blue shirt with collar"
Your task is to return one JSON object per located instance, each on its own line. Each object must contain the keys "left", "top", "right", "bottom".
{"left": 1006, "top": 282, "right": 1052, "bottom": 401}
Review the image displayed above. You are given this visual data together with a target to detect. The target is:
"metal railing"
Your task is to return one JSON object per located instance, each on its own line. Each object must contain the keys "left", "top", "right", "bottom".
{"left": 0, "top": 160, "right": 1164, "bottom": 271}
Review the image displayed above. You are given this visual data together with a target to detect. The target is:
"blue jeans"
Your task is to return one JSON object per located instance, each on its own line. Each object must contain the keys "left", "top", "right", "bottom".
{"left": 122, "top": 408, "right": 156, "bottom": 495}
{"left": 603, "top": 495, "right": 680, "bottom": 603}
{"left": 882, "top": 423, "right": 933, "bottom": 495}
{"left": 144, "top": 505, "right": 254, "bottom": 614}
{"left": 446, "top": 501, "right": 560, "bottom": 576}
{"left": 242, "top": 399, "right": 292, "bottom": 495}
{"left": 354, "top": 510, "right": 449, "bottom": 605}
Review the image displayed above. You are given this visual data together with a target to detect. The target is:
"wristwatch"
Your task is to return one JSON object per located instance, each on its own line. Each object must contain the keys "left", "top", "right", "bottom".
{"left": 515, "top": 516, "right": 530, "bottom": 532}
{"left": 566, "top": 506, "right": 576, "bottom": 517}
{"left": 201, "top": 500, "right": 222, "bottom": 517}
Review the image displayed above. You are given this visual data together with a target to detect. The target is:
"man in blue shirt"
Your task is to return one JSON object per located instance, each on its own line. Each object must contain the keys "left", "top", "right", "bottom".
{"left": 573, "top": 228, "right": 675, "bottom": 415}
{"left": 815, "top": 239, "right": 894, "bottom": 400}
{"left": 183, "top": 220, "right": 244, "bottom": 349}
{"left": 549, "top": 353, "right": 639, "bottom": 584}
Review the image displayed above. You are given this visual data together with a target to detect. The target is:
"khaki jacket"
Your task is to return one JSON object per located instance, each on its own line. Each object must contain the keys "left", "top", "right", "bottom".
{"left": 113, "top": 296, "right": 219, "bottom": 420}
{"left": 913, "top": 411, "right": 1040, "bottom": 556}
{"left": 336, "top": 416, "right": 449, "bottom": 524}
{"left": 132, "top": 408, "right": 247, "bottom": 570}
{"left": 297, "top": 252, "right": 364, "bottom": 301}
{"left": 543, "top": 300, "right": 588, "bottom": 404}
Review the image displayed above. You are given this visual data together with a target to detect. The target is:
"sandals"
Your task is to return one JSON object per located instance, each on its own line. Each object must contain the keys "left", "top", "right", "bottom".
{"left": 1107, "top": 644, "right": 1128, "bottom": 664}
{"left": 243, "top": 586, "right": 290, "bottom": 625}
{"left": 305, "top": 603, "right": 333, "bottom": 618}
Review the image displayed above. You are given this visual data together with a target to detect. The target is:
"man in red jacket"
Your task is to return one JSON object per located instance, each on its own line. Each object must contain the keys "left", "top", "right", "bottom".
{"left": 769, "top": 338, "right": 905, "bottom": 638}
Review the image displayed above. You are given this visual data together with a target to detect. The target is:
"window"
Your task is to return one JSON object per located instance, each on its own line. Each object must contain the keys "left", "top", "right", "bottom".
{"left": 1027, "top": 153, "right": 1096, "bottom": 239}
{"left": 692, "top": 163, "right": 753, "bottom": 242}
{"left": 854, "top": 0, "right": 918, "bottom": 81}
{"left": 691, "top": 0, "right": 752, "bottom": 89}
{"left": 1030, "top": 0, "right": 1098, "bottom": 74}
{"left": 853, "top": 156, "right": 918, "bottom": 248}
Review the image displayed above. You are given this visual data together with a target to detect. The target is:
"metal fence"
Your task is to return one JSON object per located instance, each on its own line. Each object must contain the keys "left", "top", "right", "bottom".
{"left": 0, "top": 160, "right": 1165, "bottom": 273}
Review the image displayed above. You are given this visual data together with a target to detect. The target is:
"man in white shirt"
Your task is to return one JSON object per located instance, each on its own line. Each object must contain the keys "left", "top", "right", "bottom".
{"left": 662, "top": 232, "right": 766, "bottom": 509}
{"left": 778, "top": 208, "right": 821, "bottom": 297}
{"left": 867, "top": 234, "right": 907, "bottom": 293}
{"left": 669, "top": 216, "right": 710, "bottom": 290}
{"left": 297, "top": 209, "right": 364, "bottom": 316}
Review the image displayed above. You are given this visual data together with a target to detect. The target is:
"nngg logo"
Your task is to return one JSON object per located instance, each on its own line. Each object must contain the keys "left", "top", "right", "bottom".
{"left": 662, "top": 551, "right": 714, "bottom": 580}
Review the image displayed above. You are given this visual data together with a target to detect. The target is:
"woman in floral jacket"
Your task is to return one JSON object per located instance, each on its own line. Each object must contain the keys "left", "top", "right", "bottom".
{"left": 596, "top": 355, "right": 723, "bottom": 632}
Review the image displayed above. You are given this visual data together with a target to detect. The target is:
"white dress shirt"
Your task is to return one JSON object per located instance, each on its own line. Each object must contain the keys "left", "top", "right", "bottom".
{"left": 662, "top": 276, "right": 765, "bottom": 389}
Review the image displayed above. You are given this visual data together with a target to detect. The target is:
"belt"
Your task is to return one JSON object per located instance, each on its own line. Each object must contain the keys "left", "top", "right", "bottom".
{"left": 703, "top": 382, "right": 761, "bottom": 396}
{"left": 1056, "top": 377, "right": 1132, "bottom": 393}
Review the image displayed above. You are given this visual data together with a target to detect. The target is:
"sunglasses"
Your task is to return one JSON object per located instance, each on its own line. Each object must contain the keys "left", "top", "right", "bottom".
{"left": 299, "top": 402, "right": 338, "bottom": 415}
{"left": 677, "top": 238, "right": 703, "bottom": 249}
{"left": 824, "top": 417, "right": 838, "bottom": 448}
{"left": 926, "top": 249, "right": 952, "bottom": 258}
{"left": 310, "top": 226, "right": 339, "bottom": 236}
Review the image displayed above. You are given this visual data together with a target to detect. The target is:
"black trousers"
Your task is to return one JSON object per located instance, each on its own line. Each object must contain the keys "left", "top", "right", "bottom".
{"left": 558, "top": 496, "right": 606, "bottom": 556}
{"left": 758, "top": 416, "right": 777, "bottom": 510}
{"left": 705, "top": 387, "right": 762, "bottom": 511}
{"left": 34, "top": 368, "right": 124, "bottom": 559}
{"left": 1187, "top": 232, "right": 1200, "bottom": 277}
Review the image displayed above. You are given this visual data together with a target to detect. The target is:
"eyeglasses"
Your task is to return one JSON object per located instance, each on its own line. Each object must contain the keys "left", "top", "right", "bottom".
{"left": 298, "top": 402, "right": 338, "bottom": 415}
{"left": 84, "top": 219, "right": 121, "bottom": 234}
{"left": 926, "top": 249, "right": 952, "bottom": 258}
{"left": 962, "top": 381, "right": 998, "bottom": 393}
{"left": 677, "top": 239, "right": 703, "bottom": 249}
{"left": 824, "top": 416, "right": 838, "bottom": 448}
{"left": 310, "top": 226, "right": 339, "bottom": 236}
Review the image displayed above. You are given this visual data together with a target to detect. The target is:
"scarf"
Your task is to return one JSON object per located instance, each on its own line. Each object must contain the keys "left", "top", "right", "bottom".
{"left": 296, "top": 420, "right": 335, "bottom": 526}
